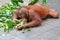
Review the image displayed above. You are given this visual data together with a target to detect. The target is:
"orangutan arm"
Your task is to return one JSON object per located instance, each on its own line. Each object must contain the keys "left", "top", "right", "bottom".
{"left": 24, "top": 19, "right": 41, "bottom": 28}
{"left": 23, "top": 9, "right": 42, "bottom": 28}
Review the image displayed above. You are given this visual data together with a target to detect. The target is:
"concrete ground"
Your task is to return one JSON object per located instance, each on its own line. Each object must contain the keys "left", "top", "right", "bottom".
{"left": 0, "top": 0, "right": 60, "bottom": 40}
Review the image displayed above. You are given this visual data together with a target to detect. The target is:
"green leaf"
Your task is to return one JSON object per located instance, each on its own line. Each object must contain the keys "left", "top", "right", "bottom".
{"left": 27, "top": 28, "right": 32, "bottom": 31}
{"left": 42, "top": 0, "right": 47, "bottom": 5}
{"left": 22, "top": 28, "right": 25, "bottom": 33}
{"left": 28, "top": 0, "right": 39, "bottom": 5}
{"left": 1, "top": 17, "right": 7, "bottom": 21}
{"left": 23, "top": 21, "right": 27, "bottom": 24}
{"left": 11, "top": 0, "right": 23, "bottom": 6}
{"left": 4, "top": 24, "right": 8, "bottom": 32}
{"left": 3, "top": 19, "right": 17, "bottom": 32}
{"left": 0, "top": 22, "right": 4, "bottom": 27}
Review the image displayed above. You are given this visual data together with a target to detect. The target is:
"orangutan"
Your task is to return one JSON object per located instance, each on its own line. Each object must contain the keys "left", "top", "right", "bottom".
{"left": 12, "top": 3, "right": 59, "bottom": 29}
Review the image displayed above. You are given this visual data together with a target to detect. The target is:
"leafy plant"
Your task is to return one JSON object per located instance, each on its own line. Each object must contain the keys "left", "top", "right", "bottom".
{"left": 10, "top": 0, "right": 38, "bottom": 6}
{"left": 0, "top": 3, "right": 18, "bottom": 32}
{"left": 0, "top": 22, "right": 4, "bottom": 27}
{"left": 42, "top": 0, "right": 47, "bottom": 5}
{"left": 11, "top": 0, "right": 23, "bottom": 6}
{"left": 4, "top": 19, "right": 17, "bottom": 32}
{"left": 28, "top": 0, "right": 39, "bottom": 5}
{"left": 28, "top": 0, "right": 47, "bottom": 5}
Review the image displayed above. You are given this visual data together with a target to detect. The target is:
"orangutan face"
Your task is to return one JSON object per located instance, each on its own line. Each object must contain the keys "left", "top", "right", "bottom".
{"left": 18, "top": 8, "right": 28, "bottom": 19}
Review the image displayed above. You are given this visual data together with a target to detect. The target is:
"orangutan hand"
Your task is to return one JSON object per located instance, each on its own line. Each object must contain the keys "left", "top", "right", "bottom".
{"left": 16, "top": 24, "right": 25, "bottom": 30}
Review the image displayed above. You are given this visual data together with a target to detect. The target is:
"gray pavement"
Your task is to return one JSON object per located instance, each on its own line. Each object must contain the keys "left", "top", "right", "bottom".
{"left": 0, "top": 0, "right": 60, "bottom": 40}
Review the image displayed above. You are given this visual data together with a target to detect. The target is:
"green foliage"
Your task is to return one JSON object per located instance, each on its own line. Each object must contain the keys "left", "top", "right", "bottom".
{"left": 42, "top": 0, "right": 47, "bottom": 5}
{"left": 11, "top": 0, "right": 38, "bottom": 6}
{"left": 11, "top": 0, "right": 23, "bottom": 6}
{"left": 27, "top": 28, "right": 32, "bottom": 31}
{"left": 0, "top": 3, "right": 18, "bottom": 32}
{"left": 4, "top": 19, "right": 17, "bottom": 32}
{"left": 21, "top": 20, "right": 27, "bottom": 24}
{"left": 10, "top": 0, "right": 47, "bottom": 6}
{"left": 0, "top": 22, "right": 4, "bottom": 27}
{"left": 28, "top": 0, "right": 39, "bottom": 5}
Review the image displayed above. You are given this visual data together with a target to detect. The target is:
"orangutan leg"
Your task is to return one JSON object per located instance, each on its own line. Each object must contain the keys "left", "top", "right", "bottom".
{"left": 49, "top": 9, "right": 59, "bottom": 18}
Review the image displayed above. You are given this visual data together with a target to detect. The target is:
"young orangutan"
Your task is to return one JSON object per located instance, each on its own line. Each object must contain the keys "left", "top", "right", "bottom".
{"left": 12, "top": 3, "right": 59, "bottom": 29}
